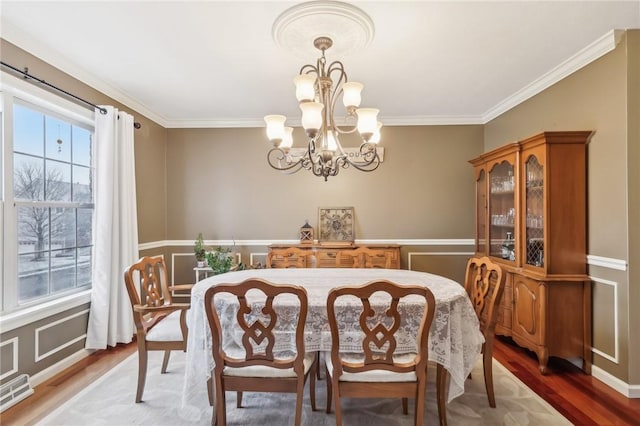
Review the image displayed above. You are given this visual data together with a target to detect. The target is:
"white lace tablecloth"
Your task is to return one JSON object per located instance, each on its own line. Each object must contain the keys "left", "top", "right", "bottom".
{"left": 180, "top": 268, "right": 483, "bottom": 420}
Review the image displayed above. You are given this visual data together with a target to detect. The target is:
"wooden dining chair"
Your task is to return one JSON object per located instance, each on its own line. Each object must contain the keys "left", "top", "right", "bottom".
{"left": 337, "top": 246, "right": 392, "bottom": 269}
{"left": 464, "top": 256, "right": 505, "bottom": 407}
{"left": 123, "top": 255, "right": 192, "bottom": 403}
{"left": 204, "top": 278, "right": 318, "bottom": 426}
{"left": 267, "top": 246, "right": 316, "bottom": 268}
{"left": 325, "top": 280, "right": 436, "bottom": 426}
{"left": 437, "top": 255, "right": 505, "bottom": 424}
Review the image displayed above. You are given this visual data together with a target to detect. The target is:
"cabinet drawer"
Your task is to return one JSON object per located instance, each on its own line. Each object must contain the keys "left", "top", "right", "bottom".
{"left": 317, "top": 250, "right": 352, "bottom": 268}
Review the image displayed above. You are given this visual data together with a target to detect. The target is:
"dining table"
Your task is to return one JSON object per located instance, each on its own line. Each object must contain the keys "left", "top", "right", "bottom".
{"left": 179, "top": 268, "right": 483, "bottom": 421}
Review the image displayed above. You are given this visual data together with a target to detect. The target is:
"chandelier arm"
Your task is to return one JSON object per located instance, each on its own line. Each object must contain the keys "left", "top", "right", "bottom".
{"left": 267, "top": 148, "right": 306, "bottom": 173}
{"left": 334, "top": 125, "right": 359, "bottom": 135}
{"left": 342, "top": 143, "right": 381, "bottom": 172}
{"left": 326, "top": 61, "right": 348, "bottom": 132}
{"left": 299, "top": 64, "right": 319, "bottom": 76}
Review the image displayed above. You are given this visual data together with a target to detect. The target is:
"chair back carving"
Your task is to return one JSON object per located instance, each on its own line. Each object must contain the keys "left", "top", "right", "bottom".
{"left": 205, "top": 279, "right": 308, "bottom": 373}
{"left": 337, "top": 247, "right": 392, "bottom": 269}
{"left": 124, "top": 255, "right": 176, "bottom": 334}
{"left": 267, "top": 247, "right": 315, "bottom": 268}
{"left": 327, "top": 280, "right": 436, "bottom": 376}
{"left": 464, "top": 256, "right": 505, "bottom": 337}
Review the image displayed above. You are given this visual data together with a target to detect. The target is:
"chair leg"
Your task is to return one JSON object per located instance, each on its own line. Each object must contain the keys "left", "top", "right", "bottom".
{"left": 325, "top": 365, "right": 332, "bottom": 413}
{"left": 294, "top": 378, "right": 305, "bottom": 426}
{"left": 135, "top": 346, "right": 148, "bottom": 403}
{"left": 332, "top": 377, "right": 343, "bottom": 426}
{"left": 214, "top": 374, "right": 226, "bottom": 426}
{"left": 161, "top": 350, "right": 171, "bottom": 374}
{"left": 415, "top": 381, "right": 426, "bottom": 426}
{"left": 483, "top": 345, "right": 496, "bottom": 408}
{"left": 436, "top": 364, "right": 449, "bottom": 426}
{"left": 402, "top": 398, "right": 408, "bottom": 415}
{"left": 236, "top": 391, "right": 243, "bottom": 408}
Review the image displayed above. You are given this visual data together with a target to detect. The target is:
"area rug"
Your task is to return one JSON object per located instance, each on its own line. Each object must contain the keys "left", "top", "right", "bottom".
{"left": 38, "top": 351, "right": 570, "bottom": 425}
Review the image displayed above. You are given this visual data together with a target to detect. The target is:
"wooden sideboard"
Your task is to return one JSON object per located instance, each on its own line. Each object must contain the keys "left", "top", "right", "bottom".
{"left": 267, "top": 244, "right": 401, "bottom": 269}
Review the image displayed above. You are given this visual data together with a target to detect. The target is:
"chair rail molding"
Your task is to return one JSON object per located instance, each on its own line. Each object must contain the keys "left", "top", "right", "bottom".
{"left": 587, "top": 255, "right": 627, "bottom": 271}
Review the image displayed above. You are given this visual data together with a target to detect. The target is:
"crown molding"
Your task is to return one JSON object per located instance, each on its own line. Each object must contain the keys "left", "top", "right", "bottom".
{"left": 482, "top": 29, "right": 623, "bottom": 123}
{"left": 163, "top": 115, "right": 485, "bottom": 129}
{"left": 163, "top": 118, "right": 267, "bottom": 129}
{"left": 0, "top": 21, "right": 169, "bottom": 128}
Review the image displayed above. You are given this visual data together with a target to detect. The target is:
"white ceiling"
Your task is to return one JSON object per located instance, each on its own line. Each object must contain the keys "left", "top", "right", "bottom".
{"left": 1, "top": 1, "right": 639, "bottom": 128}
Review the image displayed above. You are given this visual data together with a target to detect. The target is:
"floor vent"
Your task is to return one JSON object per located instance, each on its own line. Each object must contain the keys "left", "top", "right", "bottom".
{"left": 0, "top": 374, "right": 34, "bottom": 413}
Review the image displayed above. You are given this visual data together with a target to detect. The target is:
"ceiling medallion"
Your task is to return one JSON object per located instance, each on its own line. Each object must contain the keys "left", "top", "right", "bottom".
{"left": 272, "top": 1, "right": 375, "bottom": 59}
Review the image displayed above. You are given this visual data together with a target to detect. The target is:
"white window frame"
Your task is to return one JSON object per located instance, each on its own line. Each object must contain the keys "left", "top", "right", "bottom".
{"left": 0, "top": 71, "right": 95, "bottom": 332}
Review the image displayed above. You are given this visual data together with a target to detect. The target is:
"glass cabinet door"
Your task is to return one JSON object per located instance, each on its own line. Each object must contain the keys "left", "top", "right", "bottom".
{"left": 476, "top": 169, "right": 487, "bottom": 253}
{"left": 525, "top": 155, "right": 544, "bottom": 267}
{"left": 489, "top": 161, "right": 516, "bottom": 261}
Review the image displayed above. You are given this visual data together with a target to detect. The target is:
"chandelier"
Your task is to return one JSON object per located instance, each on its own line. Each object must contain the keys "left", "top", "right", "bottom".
{"left": 264, "top": 36, "right": 382, "bottom": 181}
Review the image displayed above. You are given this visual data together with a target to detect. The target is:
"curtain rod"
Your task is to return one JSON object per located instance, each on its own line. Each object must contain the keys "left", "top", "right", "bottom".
{"left": 1, "top": 61, "right": 141, "bottom": 129}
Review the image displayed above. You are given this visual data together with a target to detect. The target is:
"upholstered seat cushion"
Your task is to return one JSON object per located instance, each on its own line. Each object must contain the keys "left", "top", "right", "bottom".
{"left": 146, "top": 309, "right": 184, "bottom": 342}
{"left": 223, "top": 352, "right": 316, "bottom": 378}
{"left": 325, "top": 353, "right": 418, "bottom": 382}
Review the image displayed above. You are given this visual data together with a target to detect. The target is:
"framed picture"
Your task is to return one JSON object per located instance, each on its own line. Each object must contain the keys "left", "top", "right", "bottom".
{"left": 318, "top": 207, "right": 354, "bottom": 243}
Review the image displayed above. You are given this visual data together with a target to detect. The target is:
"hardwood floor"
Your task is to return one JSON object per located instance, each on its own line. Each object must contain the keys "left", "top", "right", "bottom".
{"left": 492, "top": 336, "right": 640, "bottom": 425}
{"left": 2, "top": 337, "right": 639, "bottom": 425}
{"left": 0, "top": 343, "right": 136, "bottom": 426}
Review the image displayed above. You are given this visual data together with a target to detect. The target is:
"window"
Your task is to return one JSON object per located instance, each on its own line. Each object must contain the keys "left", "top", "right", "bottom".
{"left": 1, "top": 75, "right": 95, "bottom": 315}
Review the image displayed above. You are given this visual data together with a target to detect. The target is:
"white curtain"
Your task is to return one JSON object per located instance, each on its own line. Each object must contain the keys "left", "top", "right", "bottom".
{"left": 85, "top": 106, "right": 139, "bottom": 349}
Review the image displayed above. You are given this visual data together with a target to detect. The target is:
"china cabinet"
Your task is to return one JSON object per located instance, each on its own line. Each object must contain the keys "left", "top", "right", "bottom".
{"left": 470, "top": 131, "right": 592, "bottom": 374}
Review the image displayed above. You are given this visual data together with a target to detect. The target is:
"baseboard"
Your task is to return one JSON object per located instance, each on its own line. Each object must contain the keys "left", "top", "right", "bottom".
{"left": 592, "top": 365, "right": 640, "bottom": 398}
{"left": 29, "top": 348, "right": 94, "bottom": 388}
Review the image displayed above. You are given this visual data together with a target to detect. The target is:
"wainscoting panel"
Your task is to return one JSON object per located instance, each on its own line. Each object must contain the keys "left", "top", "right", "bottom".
{"left": 590, "top": 276, "right": 619, "bottom": 364}
{"left": 0, "top": 337, "right": 18, "bottom": 381}
{"left": 35, "top": 309, "right": 89, "bottom": 362}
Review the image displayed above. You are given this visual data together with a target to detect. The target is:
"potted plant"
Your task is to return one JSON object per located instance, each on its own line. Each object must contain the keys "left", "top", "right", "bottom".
{"left": 206, "top": 246, "right": 234, "bottom": 275}
{"left": 194, "top": 233, "right": 207, "bottom": 267}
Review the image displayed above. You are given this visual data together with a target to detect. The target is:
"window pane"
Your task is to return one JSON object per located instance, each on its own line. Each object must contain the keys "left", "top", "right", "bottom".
{"left": 14, "top": 104, "right": 44, "bottom": 156}
{"left": 45, "top": 159, "right": 71, "bottom": 201}
{"left": 72, "top": 165, "right": 92, "bottom": 202}
{"left": 18, "top": 251, "right": 50, "bottom": 303}
{"left": 52, "top": 208, "right": 76, "bottom": 249}
{"left": 18, "top": 206, "right": 50, "bottom": 253}
{"left": 77, "top": 208, "right": 93, "bottom": 246}
{"left": 73, "top": 126, "right": 92, "bottom": 166}
{"left": 51, "top": 249, "right": 76, "bottom": 293}
{"left": 14, "top": 154, "right": 44, "bottom": 201}
{"left": 77, "top": 246, "right": 92, "bottom": 287}
{"left": 45, "top": 115, "right": 71, "bottom": 162}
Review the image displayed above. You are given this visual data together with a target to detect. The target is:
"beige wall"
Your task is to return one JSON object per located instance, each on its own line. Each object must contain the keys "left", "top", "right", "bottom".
{"left": 484, "top": 31, "right": 638, "bottom": 384}
{"left": 166, "top": 125, "right": 483, "bottom": 241}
